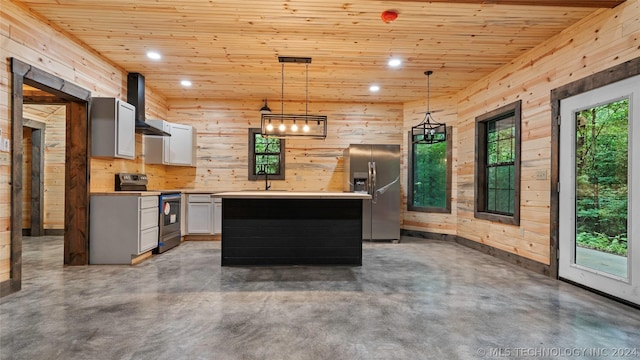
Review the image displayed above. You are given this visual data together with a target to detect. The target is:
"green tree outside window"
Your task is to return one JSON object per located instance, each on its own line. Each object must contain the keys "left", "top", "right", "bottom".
{"left": 408, "top": 129, "right": 451, "bottom": 213}
{"left": 248, "top": 128, "right": 285, "bottom": 180}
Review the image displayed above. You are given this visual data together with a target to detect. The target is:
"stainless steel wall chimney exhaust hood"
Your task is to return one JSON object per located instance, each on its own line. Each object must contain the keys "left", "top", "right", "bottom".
{"left": 127, "top": 72, "right": 171, "bottom": 136}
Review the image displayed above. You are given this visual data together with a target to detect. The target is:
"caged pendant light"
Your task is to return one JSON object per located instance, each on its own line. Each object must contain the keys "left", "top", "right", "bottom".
{"left": 411, "top": 71, "right": 446, "bottom": 144}
{"left": 260, "top": 56, "right": 327, "bottom": 139}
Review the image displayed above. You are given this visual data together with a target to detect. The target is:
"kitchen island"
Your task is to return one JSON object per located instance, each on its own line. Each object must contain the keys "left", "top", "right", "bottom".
{"left": 214, "top": 191, "right": 371, "bottom": 266}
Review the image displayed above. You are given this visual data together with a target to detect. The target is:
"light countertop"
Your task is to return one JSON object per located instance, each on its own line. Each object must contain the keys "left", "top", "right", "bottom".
{"left": 213, "top": 191, "right": 371, "bottom": 199}
{"left": 91, "top": 191, "right": 161, "bottom": 196}
{"left": 180, "top": 189, "right": 232, "bottom": 194}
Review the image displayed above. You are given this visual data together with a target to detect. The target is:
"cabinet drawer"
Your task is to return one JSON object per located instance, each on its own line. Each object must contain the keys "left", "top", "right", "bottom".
{"left": 139, "top": 226, "right": 159, "bottom": 253}
{"left": 188, "top": 194, "right": 211, "bottom": 203}
{"left": 140, "top": 196, "right": 159, "bottom": 209}
{"left": 140, "top": 207, "right": 158, "bottom": 230}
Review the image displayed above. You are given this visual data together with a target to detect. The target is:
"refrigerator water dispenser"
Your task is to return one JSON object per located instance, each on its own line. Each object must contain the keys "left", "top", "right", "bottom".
{"left": 353, "top": 172, "right": 369, "bottom": 193}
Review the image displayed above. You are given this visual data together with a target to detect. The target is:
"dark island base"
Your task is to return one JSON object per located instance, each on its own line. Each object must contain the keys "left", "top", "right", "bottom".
{"left": 222, "top": 198, "right": 363, "bottom": 266}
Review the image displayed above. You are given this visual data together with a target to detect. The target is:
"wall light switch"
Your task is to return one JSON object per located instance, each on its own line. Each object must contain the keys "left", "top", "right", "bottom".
{"left": 535, "top": 170, "right": 547, "bottom": 180}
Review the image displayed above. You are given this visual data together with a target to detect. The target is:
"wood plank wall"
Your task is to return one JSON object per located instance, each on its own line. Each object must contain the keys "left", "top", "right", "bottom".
{"left": 452, "top": 1, "right": 640, "bottom": 265}
{"left": 163, "top": 99, "right": 404, "bottom": 193}
{"left": 0, "top": 0, "right": 169, "bottom": 282}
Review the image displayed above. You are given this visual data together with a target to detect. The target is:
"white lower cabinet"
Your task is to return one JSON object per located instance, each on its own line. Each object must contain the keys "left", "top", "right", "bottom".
{"left": 90, "top": 194, "right": 159, "bottom": 264}
{"left": 186, "top": 194, "right": 222, "bottom": 235}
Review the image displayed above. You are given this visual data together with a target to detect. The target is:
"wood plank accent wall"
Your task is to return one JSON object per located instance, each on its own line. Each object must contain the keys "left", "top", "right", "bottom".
{"left": 163, "top": 99, "right": 404, "bottom": 193}
{"left": 22, "top": 105, "right": 66, "bottom": 231}
{"left": 0, "top": 1, "right": 169, "bottom": 283}
{"left": 452, "top": 0, "right": 640, "bottom": 265}
{"left": 43, "top": 108, "right": 65, "bottom": 230}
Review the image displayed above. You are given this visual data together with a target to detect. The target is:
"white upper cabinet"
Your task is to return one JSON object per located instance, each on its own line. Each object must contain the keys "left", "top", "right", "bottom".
{"left": 90, "top": 97, "right": 136, "bottom": 159}
{"left": 144, "top": 119, "right": 196, "bottom": 166}
{"left": 168, "top": 123, "right": 194, "bottom": 165}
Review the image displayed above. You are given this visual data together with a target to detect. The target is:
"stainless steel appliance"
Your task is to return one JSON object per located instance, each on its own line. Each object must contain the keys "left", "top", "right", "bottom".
{"left": 115, "top": 173, "right": 182, "bottom": 253}
{"left": 157, "top": 193, "right": 181, "bottom": 253}
{"left": 344, "top": 144, "right": 401, "bottom": 241}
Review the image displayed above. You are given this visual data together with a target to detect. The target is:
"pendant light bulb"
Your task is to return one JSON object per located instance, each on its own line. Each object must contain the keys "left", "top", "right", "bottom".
{"left": 279, "top": 123, "right": 286, "bottom": 131}
{"left": 303, "top": 123, "right": 310, "bottom": 132}
{"left": 291, "top": 122, "right": 298, "bottom": 132}
{"left": 266, "top": 123, "right": 273, "bottom": 131}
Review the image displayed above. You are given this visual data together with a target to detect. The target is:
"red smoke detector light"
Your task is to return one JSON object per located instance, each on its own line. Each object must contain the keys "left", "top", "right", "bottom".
{"left": 381, "top": 10, "right": 398, "bottom": 23}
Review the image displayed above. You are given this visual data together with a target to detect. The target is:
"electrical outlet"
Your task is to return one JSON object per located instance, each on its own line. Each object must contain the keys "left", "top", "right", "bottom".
{"left": 535, "top": 170, "right": 547, "bottom": 180}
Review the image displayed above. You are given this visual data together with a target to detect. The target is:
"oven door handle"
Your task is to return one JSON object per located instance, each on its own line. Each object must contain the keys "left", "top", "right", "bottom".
{"left": 160, "top": 194, "right": 182, "bottom": 201}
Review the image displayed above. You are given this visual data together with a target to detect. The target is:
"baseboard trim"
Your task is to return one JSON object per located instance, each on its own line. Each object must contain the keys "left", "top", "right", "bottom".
{"left": 183, "top": 234, "right": 221, "bottom": 241}
{"left": 21, "top": 229, "right": 65, "bottom": 236}
{"left": 402, "top": 229, "right": 457, "bottom": 242}
{"left": 401, "top": 229, "right": 551, "bottom": 276}
{"left": 0, "top": 279, "right": 17, "bottom": 298}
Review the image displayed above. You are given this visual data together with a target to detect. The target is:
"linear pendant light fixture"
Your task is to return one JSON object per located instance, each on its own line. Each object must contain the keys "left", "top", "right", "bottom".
{"left": 261, "top": 56, "right": 327, "bottom": 139}
{"left": 412, "top": 71, "right": 446, "bottom": 144}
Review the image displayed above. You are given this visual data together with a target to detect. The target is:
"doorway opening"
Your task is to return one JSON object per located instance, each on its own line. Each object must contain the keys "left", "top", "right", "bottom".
{"left": 2, "top": 58, "right": 91, "bottom": 297}
{"left": 22, "top": 101, "right": 67, "bottom": 238}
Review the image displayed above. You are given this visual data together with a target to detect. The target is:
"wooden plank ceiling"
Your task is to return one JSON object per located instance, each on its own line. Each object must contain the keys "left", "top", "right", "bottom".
{"left": 17, "top": 0, "right": 624, "bottom": 104}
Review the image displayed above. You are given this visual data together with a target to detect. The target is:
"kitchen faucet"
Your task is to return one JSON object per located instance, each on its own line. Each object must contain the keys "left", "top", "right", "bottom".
{"left": 257, "top": 141, "right": 272, "bottom": 190}
{"left": 257, "top": 169, "right": 271, "bottom": 190}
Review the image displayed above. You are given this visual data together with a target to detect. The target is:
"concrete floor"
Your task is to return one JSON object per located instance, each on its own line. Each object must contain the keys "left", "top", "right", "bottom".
{"left": 1, "top": 236, "right": 639, "bottom": 360}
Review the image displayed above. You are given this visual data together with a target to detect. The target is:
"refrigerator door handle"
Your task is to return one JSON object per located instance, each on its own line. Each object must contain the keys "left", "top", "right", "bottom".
{"left": 367, "top": 161, "right": 373, "bottom": 197}
{"left": 371, "top": 161, "right": 377, "bottom": 203}
{"left": 367, "top": 161, "right": 372, "bottom": 195}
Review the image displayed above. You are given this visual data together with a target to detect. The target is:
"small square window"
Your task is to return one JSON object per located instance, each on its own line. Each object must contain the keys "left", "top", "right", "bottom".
{"left": 248, "top": 128, "right": 285, "bottom": 180}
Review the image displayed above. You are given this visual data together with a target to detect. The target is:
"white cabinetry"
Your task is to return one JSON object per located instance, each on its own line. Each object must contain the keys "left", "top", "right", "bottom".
{"left": 144, "top": 120, "right": 196, "bottom": 166}
{"left": 186, "top": 194, "right": 222, "bottom": 235}
{"left": 187, "top": 194, "right": 213, "bottom": 234}
{"left": 90, "top": 194, "right": 159, "bottom": 264}
{"left": 90, "top": 97, "right": 136, "bottom": 159}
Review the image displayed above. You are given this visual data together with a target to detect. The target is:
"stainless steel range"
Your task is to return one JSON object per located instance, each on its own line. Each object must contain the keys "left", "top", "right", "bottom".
{"left": 115, "top": 173, "right": 182, "bottom": 253}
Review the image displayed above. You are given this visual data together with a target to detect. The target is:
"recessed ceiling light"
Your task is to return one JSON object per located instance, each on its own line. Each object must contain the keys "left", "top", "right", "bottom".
{"left": 146, "top": 51, "right": 162, "bottom": 60}
{"left": 181, "top": 80, "right": 192, "bottom": 87}
{"left": 369, "top": 85, "right": 380, "bottom": 92}
{"left": 388, "top": 58, "right": 402, "bottom": 68}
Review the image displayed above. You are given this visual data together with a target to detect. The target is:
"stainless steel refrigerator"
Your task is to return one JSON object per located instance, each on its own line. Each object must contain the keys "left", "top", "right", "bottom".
{"left": 344, "top": 144, "right": 401, "bottom": 241}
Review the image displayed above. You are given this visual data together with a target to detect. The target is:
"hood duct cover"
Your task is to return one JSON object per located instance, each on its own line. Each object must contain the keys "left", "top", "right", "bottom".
{"left": 127, "top": 72, "right": 171, "bottom": 136}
